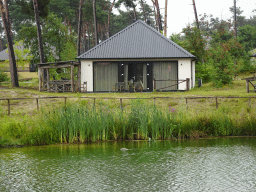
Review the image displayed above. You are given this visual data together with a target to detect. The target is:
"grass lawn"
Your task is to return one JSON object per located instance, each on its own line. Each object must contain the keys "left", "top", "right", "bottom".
{"left": 1, "top": 73, "right": 256, "bottom": 147}
{"left": 0, "top": 72, "right": 256, "bottom": 120}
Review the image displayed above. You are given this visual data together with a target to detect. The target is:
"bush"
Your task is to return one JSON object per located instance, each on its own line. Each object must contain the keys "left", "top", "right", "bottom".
{"left": 0, "top": 69, "right": 9, "bottom": 83}
{"left": 209, "top": 44, "right": 234, "bottom": 87}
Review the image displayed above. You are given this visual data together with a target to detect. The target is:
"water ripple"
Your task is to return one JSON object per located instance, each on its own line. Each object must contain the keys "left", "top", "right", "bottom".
{"left": 1, "top": 138, "right": 256, "bottom": 191}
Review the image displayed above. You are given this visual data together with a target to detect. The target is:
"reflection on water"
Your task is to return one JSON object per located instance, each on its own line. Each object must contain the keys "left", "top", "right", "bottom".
{"left": 1, "top": 138, "right": 256, "bottom": 191}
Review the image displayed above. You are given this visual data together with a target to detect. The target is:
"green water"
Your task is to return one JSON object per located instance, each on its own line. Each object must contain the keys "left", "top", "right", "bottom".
{"left": 1, "top": 138, "right": 256, "bottom": 191}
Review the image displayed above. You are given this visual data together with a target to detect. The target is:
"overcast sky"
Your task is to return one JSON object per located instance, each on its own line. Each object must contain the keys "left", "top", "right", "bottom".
{"left": 149, "top": 0, "right": 256, "bottom": 36}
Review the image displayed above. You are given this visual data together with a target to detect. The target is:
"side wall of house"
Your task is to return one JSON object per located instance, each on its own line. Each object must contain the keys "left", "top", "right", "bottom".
{"left": 178, "top": 59, "right": 194, "bottom": 90}
{"left": 81, "top": 60, "right": 93, "bottom": 92}
{"left": 192, "top": 60, "right": 195, "bottom": 88}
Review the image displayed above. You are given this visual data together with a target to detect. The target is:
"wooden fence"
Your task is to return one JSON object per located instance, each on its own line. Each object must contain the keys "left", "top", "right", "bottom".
{"left": 1, "top": 67, "right": 30, "bottom": 72}
{"left": 1, "top": 96, "right": 256, "bottom": 116}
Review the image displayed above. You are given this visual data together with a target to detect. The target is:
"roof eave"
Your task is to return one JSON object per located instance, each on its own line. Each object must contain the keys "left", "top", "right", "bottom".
{"left": 76, "top": 57, "right": 196, "bottom": 60}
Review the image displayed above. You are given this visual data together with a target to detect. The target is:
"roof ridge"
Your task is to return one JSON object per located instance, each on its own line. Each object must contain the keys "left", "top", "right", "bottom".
{"left": 77, "top": 19, "right": 195, "bottom": 59}
{"left": 138, "top": 20, "right": 193, "bottom": 57}
{"left": 78, "top": 20, "right": 142, "bottom": 58}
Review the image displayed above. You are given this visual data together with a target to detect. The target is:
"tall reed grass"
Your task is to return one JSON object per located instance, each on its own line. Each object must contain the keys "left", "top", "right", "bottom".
{"left": 1, "top": 100, "right": 256, "bottom": 147}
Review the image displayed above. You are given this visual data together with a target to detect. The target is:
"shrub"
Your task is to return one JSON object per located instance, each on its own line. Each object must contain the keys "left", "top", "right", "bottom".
{"left": 0, "top": 69, "right": 9, "bottom": 83}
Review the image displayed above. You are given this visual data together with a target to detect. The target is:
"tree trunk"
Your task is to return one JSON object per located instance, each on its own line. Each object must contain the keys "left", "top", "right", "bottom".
{"left": 107, "top": 0, "right": 115, "bottom": 38}
{"left": 33, "top": 0, "right": 46, "bottom": 82}
{"left": 133, "top": 5, "right": 137, "bottom": 20}
{"left": 192, "top": 0, "right": 199, "bottom": 29}
{"left": 33, "top": 0, "right": 45, "bottom": 64}
{"left": 77, "top": 0, "right": 84, "bottom": 56}
{"left": 93, "top": 0, "right": 98, "bottom": 45}
{"left": 151, "top": 0, "right": 162, "bottom": 31}
{"left": 164, "top": 0, "right": 168, "bottom": 36}
{"left": 140, "top": 0, "right": 147, "bottom": 22}
{"left": 0, "top": 0, "right": 19, "bottom": 87}
{"left": 4, "top": 0, "right": 11, "bottom": 35}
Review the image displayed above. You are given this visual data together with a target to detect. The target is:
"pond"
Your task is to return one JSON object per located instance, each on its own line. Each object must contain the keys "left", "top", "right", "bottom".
{"left": 1, "top": 137, "right": 256, "bottom": 191}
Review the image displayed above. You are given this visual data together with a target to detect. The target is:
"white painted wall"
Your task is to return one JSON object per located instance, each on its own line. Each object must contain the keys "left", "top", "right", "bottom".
{"left": 80, "top": 59, "right": 195, "bottom": 92}
{"left": 81, "top": 60, "right": 93, "bottom": 92}
{"left": 178, "top": 59, "right": 193, "bottom": 90}
{"left": 192, "top": 60, "right": 195, "bottom": 88}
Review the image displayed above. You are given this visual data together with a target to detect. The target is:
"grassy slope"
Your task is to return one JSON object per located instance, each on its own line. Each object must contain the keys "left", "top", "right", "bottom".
{"left": 1, "top": 74, "right": 256, "bottom": 146}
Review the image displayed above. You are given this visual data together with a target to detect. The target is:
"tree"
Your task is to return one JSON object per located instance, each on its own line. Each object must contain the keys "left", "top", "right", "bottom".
{"left": 182, "top": 26, "right": 207, "bottom": 63}
{"left": 107, "top": 0, "right": 116, "bottom": 38}
{"left": 208, "top": 43, "right": 234, "bottom": 87}
{"left": 19, "top": 13, "right": 76, "bottom": 63}
{"left": 116, "top": 0, "right": 137, "bottom": 20}
{"left": 77, "top": 0, "right": 84, "bottom": 56}
{"left": 238, "top": 25, "right": 256, "bottom": 52}
{"left": 33, "top": 0, "right": 45, "bottom": 65}
{"left": 93, "top": 0, "right": 98, "bottom": 45}
{"left": 151, "top": 0, "right": 162, "bottom": 31}
{"left": 0, "top": 0, "right": 19, "bottom": 87}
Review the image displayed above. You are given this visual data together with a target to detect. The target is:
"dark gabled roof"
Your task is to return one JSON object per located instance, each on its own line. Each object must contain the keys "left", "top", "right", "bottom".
{"left": 0, "top": 45, "right": 27, "bottom": 61}
{"left": 250, "top": 53, "right": 256, "bottom": 57}
{"left": 0, "top": 45, "right": 25, "bottom": 61}
{"left": 77, "top": 20, "right": 195, "bottom": 60}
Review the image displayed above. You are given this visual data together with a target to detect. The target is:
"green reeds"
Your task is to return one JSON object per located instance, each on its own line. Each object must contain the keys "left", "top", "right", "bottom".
{"left": 1, "top": 99, "right": 256, "bottom": 147}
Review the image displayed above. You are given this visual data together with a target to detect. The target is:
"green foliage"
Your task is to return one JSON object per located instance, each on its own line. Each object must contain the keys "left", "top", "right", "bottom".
{"left": 208, "top": 43, "right": 234, "bottom": 87}
{"left": 182, "top": 26, "right": 207, "bottom": 62}
{"left": 15, "top": 0, "right": 50, "bottom": 19}
{"left": 18, "top": 13, "right": 76, "bottom": 63}
{"left": 6, "top": 41, "right": 32, "bottom": 68}
{"left": 238, "top": 25, "right": 256, "bottom": 52}
{"left": 60, "top": 41, "right": 77, "bottom": 61}
{"left": 44, "top": 13, "right": 76, "bottom": 61}
{"left": 195, "top": 63, "right": 212, "bottom": 83}
{"left": 0, "top": 69, "right": 9, "bottom": 83}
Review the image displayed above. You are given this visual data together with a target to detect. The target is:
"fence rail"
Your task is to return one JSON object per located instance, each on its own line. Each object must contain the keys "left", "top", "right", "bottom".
{"left": 1, "top": 96, "right": 256, "bottom": 116}
{"left": 153, "top": 78, "right": 190, "bottom": 91}
{"left": 1, "top": 67, "right": 30, "bottom": 72}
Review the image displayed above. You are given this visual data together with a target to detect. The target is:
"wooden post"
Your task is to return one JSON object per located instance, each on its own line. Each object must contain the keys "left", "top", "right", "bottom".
{"left": 186, "top": 97, "right": 188, "bottom": 110}
{"left": 153, "top": 97, "right": 156, "bottom": 106}
{"left": 7, "top": 99, "right": 10, "bottom": 115}
{"left": 153, "top": 79, "right": 156, "bottom": 91}
{"left": 64, "top": 97, "right": 67, "bottom": 108}
{"left": 120, "top": 98, "right": 123, "bottom": 110}
{"left": 186, "top": 78, "right": 190, "bottom": 91}
{"left": 38, "top": 67, "right": 42, "bottom": 92}
{"left": 46, "top": 68, "right": 50, "bottom": 91}
{"left": 36, "top": 98, "right": 39, "bottom": 110}
{"left": 71, "top": 64, "right": 74, "bottom": 92}
{"left": 94, "top": 98, "right": 96, "bottom": 107}
{"left": 246, "top": 80, "right": 249, "bottom": 93}
{"left": 215, "top": 97, "right": 218, "bottom": 109}
{"left": 249, "top": 97, "right": 251, "bottom": 109}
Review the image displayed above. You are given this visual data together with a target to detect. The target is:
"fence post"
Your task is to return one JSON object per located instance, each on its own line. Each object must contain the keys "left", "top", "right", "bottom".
{"left": 153, "top": 97, "right": 156, "bottom": 106}
{"left": 215, "top": 97, "right": 218, "bottom": 109}
{"left": 246, "top": 80, "right": 249, "bottom": 93}
{"left": 120, "top": 98, "right": 123, "bottom": 110}
{"left": 186, "top": 78, "right": 190, "bottom": 91}
{"left": 64, "top": 97, "right": 67, "bottom": 109}
{"left": 93, "top": 98, "right": 96, "bottom": 107}
{"left": 249, "top": 97, "right": 251, "bottom": 108}
{"left": 153, "top": 79, "right": 156, "bottom": 91}
{"left": 7, "top": 99, "right": 10, "bottom": 116}
{"left": 186, "top": 98, "right": 188, "bottom": 110}
{"left": 36, "top": 98, "right": 39, "bottom": 111}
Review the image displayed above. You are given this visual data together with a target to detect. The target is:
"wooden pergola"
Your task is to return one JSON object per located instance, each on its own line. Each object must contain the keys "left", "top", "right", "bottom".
{"left": 245, "top": 76, "right": 256, "bottom": 93}
{"left": 37, "top": 60, "right": 81, "bottom": 92}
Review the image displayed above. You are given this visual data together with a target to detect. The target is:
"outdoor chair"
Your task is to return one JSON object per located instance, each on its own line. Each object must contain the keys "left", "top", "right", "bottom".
{"left": 133, "top": 81, "right": 143, "bottom": 92}
{"left": 113, "top": 82, "right": 124, "bottom": 92}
